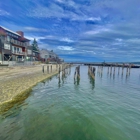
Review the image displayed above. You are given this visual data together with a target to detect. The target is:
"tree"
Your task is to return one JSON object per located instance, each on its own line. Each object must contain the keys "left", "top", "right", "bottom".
{"left": 32, "top": 38, "right": 39, "bottom": 52}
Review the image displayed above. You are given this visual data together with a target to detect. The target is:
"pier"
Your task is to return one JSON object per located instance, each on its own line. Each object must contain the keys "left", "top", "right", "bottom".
{"left": 69, "top": 62, "right": 140, "bottom": 68}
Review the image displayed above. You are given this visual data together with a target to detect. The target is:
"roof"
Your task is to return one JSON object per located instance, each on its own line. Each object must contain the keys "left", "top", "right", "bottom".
{"left": 19, "top": 37, "right": 30, "bottom": 42}
{"left": 0, "top": 25, "right": 21, "bottom": 36}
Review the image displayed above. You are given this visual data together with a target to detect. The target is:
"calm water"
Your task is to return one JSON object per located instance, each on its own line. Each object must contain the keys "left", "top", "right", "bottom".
{"left": 0, "top": 66, "right": 140, "bottom": 140}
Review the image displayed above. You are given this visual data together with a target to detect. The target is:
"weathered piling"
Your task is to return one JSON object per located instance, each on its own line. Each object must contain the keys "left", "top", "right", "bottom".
{"left": 122, "top": 64, "right": 124, "bottom": 75}
{"left": 74, "top": 66, "right": 80, "bottom": 85}
{"left": 113, "top": 66, "right": 115, "bottom": 75}
{"left": 47, "top": 65, "right": 49, "bottom": 74}
{"left": 129, "top": 64, "right": 131, "bottom": 75}
{"left": 110, "top": 66, "right": 112, "bottom": 74}
{"left": 74, "top": 65, "right": 80, "bottom": 80}
{"left": 56, "top": 64, "right": 58, "bottom": 71}
{"left": 126, "top": 66, "right": 129, "bottom": 76}
{"left": 58, "top": 65, "right": 61, "bottom": 78}
{"left": 118, "top": 66, "right": 120, "bottom": 75}
{"left": 51, "top": 65, "right": 52, "bottom": 72}
{"left": 88, "top": 66, "right": 96, "bottom": 79}
{"left": 107, "top": 67, "right": 109, "bottom": 74}
{"left": 42, "top": 65, "right": 44, "bottom": 73}
{"left": 77, "top": 65, "right": 80, "bottom": 79}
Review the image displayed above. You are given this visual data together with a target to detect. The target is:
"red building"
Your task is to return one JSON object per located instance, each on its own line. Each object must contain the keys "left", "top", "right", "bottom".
{"left": 0, "top": 26, "right": 30, "bottom": 64}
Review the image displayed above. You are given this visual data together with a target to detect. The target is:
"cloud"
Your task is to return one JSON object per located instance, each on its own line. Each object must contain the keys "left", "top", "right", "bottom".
{"left": 1, "top": 0, "right": 140, "bottom": 62}
{"left": 0, "top": 9, "right": 10, "bottom": 16}
{"left": 24, "top": 27, "right": 47, "bottom": 32}
{"left": 115, "top": 38, "right": 123, "bottom": 42}
{"left": 56, "top": 0, "right": 63, "bottom": 3}
{"left": 28, "top": 3, "right": 63, "bottom": 18}
{"left": 85, "top": 27, "right": 111, "bottom": 35}
{"left": 60, "top": 38, "right": 74, "bottom": 43}
{"left": 72, "top": 16, "right": 101, "bottom": 22}
{"left": 57, "top": 46, "right": 75, "bottom": 51}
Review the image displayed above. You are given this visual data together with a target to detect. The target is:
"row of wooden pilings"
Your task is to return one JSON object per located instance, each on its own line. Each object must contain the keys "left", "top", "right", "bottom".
{"left": 58, "top": 64, "right": 72, "bottom": 87}
{"left": 42, "top": 64, "right": 72, "bottom": 74}
{"left": 97, "top": 64, "right": 131, "bottom": 77}
{"left": 58, "top": 63, "right": 71, "bottom": 78}
{"left": 73, "top": 65, "right": 96, "bottom": 80}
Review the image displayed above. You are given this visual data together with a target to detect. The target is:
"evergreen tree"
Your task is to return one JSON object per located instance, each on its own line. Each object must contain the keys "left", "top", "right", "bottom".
{"left": 32, "top": 38, "right": 39, "bottom": 52}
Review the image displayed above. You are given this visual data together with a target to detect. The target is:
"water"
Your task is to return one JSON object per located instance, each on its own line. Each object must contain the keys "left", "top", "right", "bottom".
{"left": 0, "top": 66, "right": 140, "bottom": 140}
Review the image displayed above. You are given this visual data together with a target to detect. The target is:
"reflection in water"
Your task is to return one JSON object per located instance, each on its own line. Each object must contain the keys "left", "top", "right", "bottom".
{"left": 88, "top": 74, "right": 95, "bottom": 90}
{"left": 58, "top": 74, "right": 61, "bottom": 88}
{"left": 58, "top": 67, "right": 71, "bottom": 88}
{"left": 97, "top": 66, "right": 103, "bottom": 78}
{"left": 74, "top": 77, "right": 80, "bottom": 85}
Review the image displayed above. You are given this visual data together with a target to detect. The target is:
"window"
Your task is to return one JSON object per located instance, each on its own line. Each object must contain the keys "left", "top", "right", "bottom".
{"left": 11, "top": 38, "right": 14, "bottom": 43}
{"left": 7, "top": 36, "right": 10, "bottom": 42}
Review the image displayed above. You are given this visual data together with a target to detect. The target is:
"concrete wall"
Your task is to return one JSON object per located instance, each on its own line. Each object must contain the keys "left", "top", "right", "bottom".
{"left": 2, "top": 61, "right": 40, "bottom": 66}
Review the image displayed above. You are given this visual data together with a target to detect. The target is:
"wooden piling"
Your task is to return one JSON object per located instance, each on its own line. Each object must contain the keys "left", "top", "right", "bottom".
{"left": 42, "top": 65, "right": 44, "bottom": 73}
{"left": 47, "top": 65, "right": 49, "bottom": 74}
{"left": 118, "top": 66, "right": 120, "bottom": 75}
{"left": 110, "top": 66, "right": 112, "bottom": 74}
{"left": 107, "top": 67, "right": 109, "bottom": 74}
{"left": 88, "top": 66, "right": 95, "bottom": 79}
{"left": 51, "top": 65, "right": 52, "bottom": 73}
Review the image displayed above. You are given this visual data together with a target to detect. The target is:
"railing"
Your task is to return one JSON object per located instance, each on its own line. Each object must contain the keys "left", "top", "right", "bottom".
{"left": 12, "top": 51, "right": 25, "bottom": 55}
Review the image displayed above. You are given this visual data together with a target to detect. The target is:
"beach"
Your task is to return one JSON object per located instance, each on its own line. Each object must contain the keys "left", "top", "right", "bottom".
{"left": 0, "top": 64, "right": 63, "bottom": 113}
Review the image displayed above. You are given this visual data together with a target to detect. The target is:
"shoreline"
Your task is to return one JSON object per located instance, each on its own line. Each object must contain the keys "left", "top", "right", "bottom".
{"left": 0, "top": 64, "right": 65, "bottom": 113}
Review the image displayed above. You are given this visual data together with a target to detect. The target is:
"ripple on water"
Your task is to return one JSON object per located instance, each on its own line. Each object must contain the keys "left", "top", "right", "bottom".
{"left": 0, "top": 66, "right": 140, "bottom": 140}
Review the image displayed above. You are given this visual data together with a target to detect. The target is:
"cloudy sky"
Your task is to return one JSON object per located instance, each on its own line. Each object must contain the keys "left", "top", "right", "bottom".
{"left": 0, "top": 0, "right": 140, "bottom": 62}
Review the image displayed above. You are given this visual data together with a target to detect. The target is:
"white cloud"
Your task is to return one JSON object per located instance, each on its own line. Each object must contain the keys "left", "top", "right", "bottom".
{"left": 60, "top": 38, "right": 74, "bottom": 43}
{"left": 25, "top": 35, "right": 57, "bottom": 41}
{"left": 127, "top": 38, "right": 140, "bottom": 43}
{"left": 57, "top": 46, "right": 75, "bottom": 51}
{"left": 24, "top": 27, "right": 47, "bottom": 32}
{"left": 88, "top": 17, "right": 101, "bottom": 21}
{"left": 72, "top": 16, "right": 101, "bottom": 22}
{"left": 115, "top": 38, "right": 123, "bottom": 42}
{"left": 55, "top": 0, "right": 64, "bottom": 3}
{"left": 0, "top": 9, "right": 10, "bottom": 16}
{"left": 28, "top": 4, "right": 65, "bottom": 18}
{"left": 85, "top": 28, "right": 110, "bottom": 35}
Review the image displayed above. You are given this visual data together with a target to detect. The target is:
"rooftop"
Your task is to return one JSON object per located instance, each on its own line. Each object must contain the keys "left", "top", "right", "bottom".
{"left": 0, "top": 25, "right": 21, "bottom": 36}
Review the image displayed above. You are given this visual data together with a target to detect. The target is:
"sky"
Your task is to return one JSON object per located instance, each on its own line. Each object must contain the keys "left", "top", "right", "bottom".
{"left": 0, "top": 0, "right": 140, "bottom": 62}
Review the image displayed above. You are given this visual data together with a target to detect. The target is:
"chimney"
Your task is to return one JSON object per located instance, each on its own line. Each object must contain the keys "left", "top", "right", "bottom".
{"left": 16, "top": 31, "right": 24, "bottom": 37}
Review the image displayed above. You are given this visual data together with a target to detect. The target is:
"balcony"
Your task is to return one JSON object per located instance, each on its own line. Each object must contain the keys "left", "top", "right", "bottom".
{"left": 12, "top": 51, "right": 25, "bottom": 55}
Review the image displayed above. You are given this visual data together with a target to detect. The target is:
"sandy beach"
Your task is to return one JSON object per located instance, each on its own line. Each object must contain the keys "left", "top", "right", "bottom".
{"left": 0, "top": 64, "right": 64, "bottom": 113}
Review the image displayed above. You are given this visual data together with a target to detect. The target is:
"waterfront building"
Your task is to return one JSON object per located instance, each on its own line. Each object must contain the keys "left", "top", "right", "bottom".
{"left": 0, "top": 26, "right": 31, "bottom": 65}
{"left": 40, "top": 49, "right": 62, "bottom": 63}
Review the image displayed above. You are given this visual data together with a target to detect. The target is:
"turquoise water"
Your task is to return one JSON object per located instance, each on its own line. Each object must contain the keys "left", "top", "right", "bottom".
{"left": 0, "top": 66, "right": 140, "bottom": 140}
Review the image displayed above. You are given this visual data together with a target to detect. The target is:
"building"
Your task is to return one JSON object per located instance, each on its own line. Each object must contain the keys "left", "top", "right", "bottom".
{"left": 0, "top": 26, "right": 31, "bottom": 64}
{"left": 40, "top": 49, "right": 62, "bottom": 63}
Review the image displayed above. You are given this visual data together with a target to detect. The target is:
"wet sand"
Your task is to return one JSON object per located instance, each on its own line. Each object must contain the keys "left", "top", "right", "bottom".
{"left": 0, "top": 64, "right": 61, "bottom": 113}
